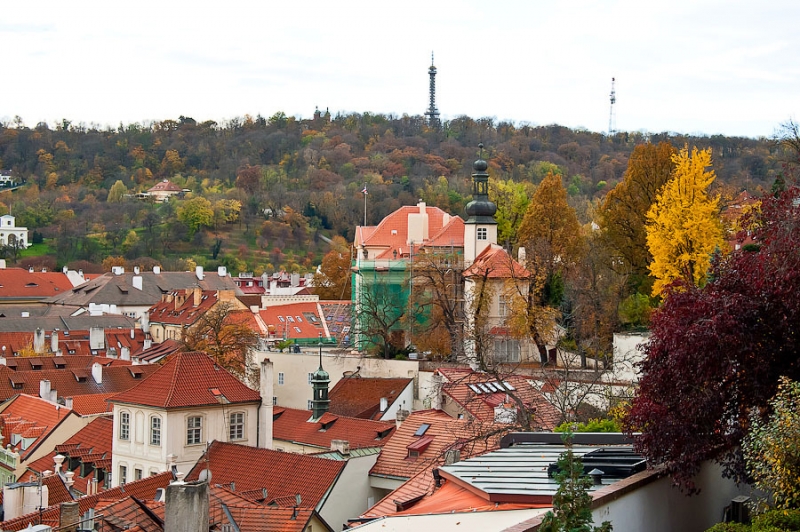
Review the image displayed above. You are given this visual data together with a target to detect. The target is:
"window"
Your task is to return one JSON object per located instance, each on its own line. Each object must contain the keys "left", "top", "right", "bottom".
{"left": 494, "top": 339, "right": 521, "bottom": 363}
{"left": 498, "top": 296, "right": 507, "bottom": 317}
{"left": 308, "top": 400, "right": 313, "bottom": 410}
{"left": 477, "top": 227, "right": 487, "bottom": 240}
{"left": 119, "top": 465, "right": 127, "bottom": 485}
{"left": 135, "top": 468, "right": 142, "bottom": 480}
{"left": 272, "top": 396, "right": 278, "bottom": 406}
{"left": 120, "top": 412, "right": 130, "bottom": 441}
{"left": 278, "top": 372, "right": 284, "bottom": 385}
{"left": 150, "top": 416, "right": 161, "bottom": 446}
{"left": 308, "top": 372, "right": 314, "bottom": 385}
{"left": 229, "top": 412, "right": 244, "bottom": 441}
{"left": 187, "top": 416, "right": 202, "bottom": 445}
{"left": 414, "top": 423, "right": 431, "bottom": 436}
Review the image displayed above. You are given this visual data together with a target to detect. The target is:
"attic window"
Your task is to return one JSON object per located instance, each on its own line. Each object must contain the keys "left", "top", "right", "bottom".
{"left": 25, "top": 282, "right": 39, "bottom": 287}
{"left": 295, "top": 316, "right": 302, "bottom": 323}
{"left": 30, "top": 361, "right": 42, "bottom": 370}
{"left": 413, "top": 423, "right": 430, "bottom": 437}
{"left": 129, "top": 369, "right": 144, "bottom": 378}
{"left": 278, "top": 316, "right": 285, "bottom": 322}
{"left": 117, "top": 286, "right": 128, "bottom": 294}
{"left": 376, "top": 428, "right": 392, "bottom": 440}
{"left": 294, "top": 327, "right": 301, "bottom": 333}
{"left": 10, "top": 379, "right": 23, "bottom": 389}
{"left": 407, "top": 435, "right": 433, "bottom": 457}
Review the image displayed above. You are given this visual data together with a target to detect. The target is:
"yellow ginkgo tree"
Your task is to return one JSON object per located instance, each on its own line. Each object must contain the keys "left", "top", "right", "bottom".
{"left": 645, "top": 146, "right": 725, "bottom": 296}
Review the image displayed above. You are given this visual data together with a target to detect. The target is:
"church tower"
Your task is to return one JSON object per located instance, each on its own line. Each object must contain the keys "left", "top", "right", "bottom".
{"left": 310, "top": 335, "right": 330, "bottom": 420}
{"left": 425, "top": 52, "right": 440, "bottom": 128}
{"left": 463, "top": 143, "right": 497, "bottom": 265}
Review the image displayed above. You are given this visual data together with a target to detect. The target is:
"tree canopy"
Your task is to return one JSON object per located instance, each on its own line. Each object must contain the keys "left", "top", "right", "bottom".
{"left": 645, "top": 146, "right": 725, "bottom": 296}
{"left": 626, "top": 187, "right": 800, "bottom": 491}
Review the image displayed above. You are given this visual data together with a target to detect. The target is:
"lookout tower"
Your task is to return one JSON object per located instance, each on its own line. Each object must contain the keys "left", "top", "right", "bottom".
{"left": 425, "top": 52, "right": 440, "bottom": 128}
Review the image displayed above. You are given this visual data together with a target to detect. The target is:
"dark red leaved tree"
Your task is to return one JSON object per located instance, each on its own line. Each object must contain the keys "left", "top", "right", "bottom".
{"left": 625, "top": 187, "right": 800, "bottom": 492}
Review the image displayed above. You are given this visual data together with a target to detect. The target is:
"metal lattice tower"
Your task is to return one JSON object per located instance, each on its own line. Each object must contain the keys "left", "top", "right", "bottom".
{"left": 608, "top": 77, "right": 617, "bottom": 136}
{"left": 425, "top": 52, "right": 440, "bottom": 128}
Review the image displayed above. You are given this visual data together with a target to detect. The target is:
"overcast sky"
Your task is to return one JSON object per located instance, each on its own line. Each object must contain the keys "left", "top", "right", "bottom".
{"left": 4, "top": 0, "right": 799, "bottom": 138}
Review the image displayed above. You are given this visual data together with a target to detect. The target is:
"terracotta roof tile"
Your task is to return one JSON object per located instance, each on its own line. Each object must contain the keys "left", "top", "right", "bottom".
{"left": 438, "top": 369, "right": 561, "bottom": 430}
{"left": 463, "top": 244, "right": 530, "bottom": 279}
{"left": 0, "top": 268, "right": 73, "bottom": 299}
{"left": 147, "top": 179, "right": 183, "bottom": 192}
{"left": 272, "top": 407, "right": 395, "bottom": 450}
{"left": 184, "top": 441, "right": 346, "bottom": 509}
{"left": 369, "top": 410, "right": 501, "bottom": 481}
{"left": 110, "top": 352, "right": 261, "bottom": 409}
{"left": 210, "top": 487, "right": 318, "bottom": 532}
{"left": 69, "top": 393, "right": 115, "bottom": 415}
{"left": 0, "top": 472, "right": 173, "bottom": 531}
{"left": 258, "top": 302, "right": 327, "bottom": 341}
{"left": 356, "top": 204, "right": 458, "bottom": 259}
{"left": 329, "top": 377, "right": 413, "bottom": 419}
{"left": 0, "top": 394, "right": 76, "bottom": 460}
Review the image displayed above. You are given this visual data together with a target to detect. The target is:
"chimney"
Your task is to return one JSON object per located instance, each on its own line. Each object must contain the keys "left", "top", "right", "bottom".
{"left": 518, "top": 246, "right": 527, "bottom": 266}
{"left": 165, "top": 480, "right": 209, "bottom": 532}
{"left": 144, "top": 338, "right": 152, "bottom": 351}
{"left": 121, "top": 347, "right": 130, "bottom": 361}
{"left": 89, "top": 327, "right": 105, "bottom": 350}
{"left": 291, "top": 273, "right": 300, "bottom": 287}
{"left": 134, "top": 266, "right": 140, "bottom": 274}
{"left": 34, "top": 328, "right": 45, "bottom": 354}
{"left": 130, "top": 328, "right": 135, "bottom": 339}
{"left": 112, "top": 266, "right": 124, "bottom": 275}
{"left": 494, "top": 403, "right": 517, "bottom": 424}
{"left": 196, "top": 266, "right": 204, "bottom": 280}
{"left": 65, "top": 397, "right": 73, "bottom": 410}
{"left": 330, "top": 440, "right": 350, "bottom": 455}
{"left": 444, "top": 449, "right": 461, "bottom": 465}
{"left": 430, "top": 372, "right": 443, "bottom": 410}
{"left": 153, "top": 265, "right": 161, "bottom": 275}
{"left": 60, "top": 501, "right": 80, "bottom": 532}
{"left": 217, "top": 266, "right": 227, "bottom": 277}
{"left": 193, "top": 287, "right": 202, "bottom": 307}
{"left": 380, "top": 397, "right": 388, "bottom": 412}
{"left": 141, "top": 312, "right": 150, "bottom": 334}
{"left": 54, "top": 454, "right": 65, "bottom": 474}
{"left": 91, "top": 362, "right": 103, "bottom": 384}
{"left": 132, "top": 275, "right": 143, "bottom": 290}
{"left": 395, "top": 408, "right": 409, "bottom": 429}
{"left": 258, "top": 358, "right": 274, "bottom": 449}
{"left": 39, "top": 379, "right": 51, "bottom": 399}
{"left": 51, "top": 330, "right": 59, "bottom": 353}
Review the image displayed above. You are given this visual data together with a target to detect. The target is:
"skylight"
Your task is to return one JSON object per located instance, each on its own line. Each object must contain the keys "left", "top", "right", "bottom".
{"left": 414, "top": 423, "right": 431, "bottom": 436}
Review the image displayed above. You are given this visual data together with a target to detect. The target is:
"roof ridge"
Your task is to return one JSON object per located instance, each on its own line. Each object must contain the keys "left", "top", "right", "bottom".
{"left": 163, "top": 352, "right": 183, "bottom": 407}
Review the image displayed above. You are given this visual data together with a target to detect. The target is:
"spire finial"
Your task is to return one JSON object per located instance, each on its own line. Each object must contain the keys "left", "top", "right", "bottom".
{"left": 431, "top": 51, "right": 434, "bottom": 66}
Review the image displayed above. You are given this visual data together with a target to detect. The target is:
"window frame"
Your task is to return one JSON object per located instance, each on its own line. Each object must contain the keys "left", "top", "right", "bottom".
{"left": 278, "top": 372, "right": 285, "bottom": 385}
{"left": 186, "top": 415, "right": 203, "bottom": 446}
{"left": 229, "top": 412, "right": 245, "bottom": 441}
{"left": 119, "top": 411, "right": 130, "bottom": 441}
{"left": 477, "top": 227, "right": 487, "bottom": 240}
{"left": 150, "top": 415, "right": 162, "bottom": 446}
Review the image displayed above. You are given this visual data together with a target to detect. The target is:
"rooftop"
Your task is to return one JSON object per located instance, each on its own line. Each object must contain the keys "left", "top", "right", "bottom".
{"left": 329, "top": 376, "right": 413, "bottom": 419}
{"left": 272, "top": 407, "right": 395, "bottom": 450}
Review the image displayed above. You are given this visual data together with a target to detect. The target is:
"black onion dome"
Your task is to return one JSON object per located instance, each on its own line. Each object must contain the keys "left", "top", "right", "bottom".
{"left": 473, "top": 158, "right": 488, "bottom": 172}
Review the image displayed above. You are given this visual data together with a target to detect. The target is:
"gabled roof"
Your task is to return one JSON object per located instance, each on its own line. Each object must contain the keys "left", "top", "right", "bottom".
{"left": 93, "top": 496, "right": 164, "bottom": 532}
{"left": 134, "top": 338, "right": 182, "bottom": 364}
{"left": 23, "top": 416, "right": 113, "bottom": 495}
{"left": 437, "top": 368, "right": 561, "bottom": 430}
{"left": 272, "top": 407, "right": 395, "bottom": 450}
{"left": 0, "top": 394, "right": 77, "bottom": 461}
{"left": 328, "top": 376, "right": 412, "bottom": 419}
{"left": 184, "top": 441, "right": 346, "bottom": 510}
{"left": 0, "top": 471, "right": 173, "bottom": 531}
{"left": 210, "top": 485, "right": 326, "bottom": 532}
{"left": 0, "top": 363, "right": 160, "bottom": 404}
{"left": 355, "top": 204, "right": 462, "bottom": 259}
{"left": 147, "top": 179, "right": 183, "bottom": 193}
{"left": 463, "top": 244, "right": 529, "bottom": 279}
{"left": 0, "top": 268, "right": 73, "bottom": 300}
{"left": 109, "top": 352, "right": 261, "bottom": 409}
{"left": 148, "top": 289, "right": 219, "bottom": 327}
{"left": 369, "top": 410, "right": 501, "bottom": 481}
{"left": 46, "top": 271, "right": 239, "bottom": 307}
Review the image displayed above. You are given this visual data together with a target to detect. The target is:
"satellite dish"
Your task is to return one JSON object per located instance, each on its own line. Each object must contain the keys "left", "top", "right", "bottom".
{"left": 198, "top": 469, "right": 212, "bottom": 483}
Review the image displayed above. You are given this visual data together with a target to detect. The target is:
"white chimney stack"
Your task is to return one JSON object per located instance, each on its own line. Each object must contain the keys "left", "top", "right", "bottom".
{"left": 196, "top": 266, "right": 204, "bottom": 280}
{"left": 91, "top": 362, "right": 103, "bottom": 384}
{"left": 153, "top": 265, "right": 161, "bottom": 275}
{"left": 218, "top": 266, "right": 227, "bottom": 277}
{"left": 132, "top": 275, "right": 143, "bottom": 290}
{"left": 380, "top": 397, "right": 388, "bottom": 412}
{"left": 51, "top": 330, "right": 58, "bottom": 353}
{"left": 39, "top": 379, "right": 51, "bottom": 399}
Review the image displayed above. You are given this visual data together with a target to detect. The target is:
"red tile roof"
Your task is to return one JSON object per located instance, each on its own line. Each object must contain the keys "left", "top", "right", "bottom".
{"left": 0, "top": 268, "right": 73, "bottom": 299}
{"left": 0, "top": 394, "right": 77, "bottom": 460}
{"left": 369, "top": 410, "right": 501, "bottom": 481}
{"left": 355, "top": 204, "right": 462, "bottom": 259}
{"left": 437, "top": 368, "right": 561, "bottom": 430}
{"left": 148, "top": 289, "right": 219, "bottom": 327}
{"left": 134, "top": 338, "right": 182, "bottom": 364}
{"left": 185, "top": 441, "right": 346, "bottom": 510}
{"left": 23, "top": 416, "right": 113, "bottom": 495}
{"left": 70, "top": 393, "right": 115, "bottom": 415}
{"left": 0, "top": 330, "right": 148, "bottom": 359}
{"left": 210, "top": 485, "right": 318, "bottom": 532}
{"left": 0, "top": 363, "right": 160, "bottom": 404}
{"left": 463, "top": 244, "right": 530, "bottom": 279}
{"left": 0, "top": 471, "right": 173, "bottom": 531}
{"left": 109, "top": 352, "right": 261, "bottom": 409}
{"left": 257, "top": 303, "right": 328, "bottom": 341}
{"left": 272, "top": 407, "right": 395, "bottom": 450}
{"left": 329, "top": 377, "right": 412, "bottom": 419}
{"left": 93, "top": 496, "right": 164, "bottom": 532}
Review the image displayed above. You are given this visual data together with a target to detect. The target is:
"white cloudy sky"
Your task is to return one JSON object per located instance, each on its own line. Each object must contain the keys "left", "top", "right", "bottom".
{"left": 4, "top": 0, "right": 799, "bottom": 138}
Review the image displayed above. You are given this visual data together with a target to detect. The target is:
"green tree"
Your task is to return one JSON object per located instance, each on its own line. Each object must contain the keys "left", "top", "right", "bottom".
{"left": 107, "top": 180, "right": 127, "bottom": 203}
{"left": 645, "top": 146, "right": 725, "bottom": 296}
{"left": 490, "top": 177, "right": 532, "bottom": 248}
{"left": 598, "top": 142, "right": 676, "bottom": 294}
{"left": 539, "top": 434, "right": 613, "bottom": 532}
{"left": 177, "top": 197, "right": 214, "bottom": 237}
{"left": 743, "top": 377, "right": 800, "bottom": 510}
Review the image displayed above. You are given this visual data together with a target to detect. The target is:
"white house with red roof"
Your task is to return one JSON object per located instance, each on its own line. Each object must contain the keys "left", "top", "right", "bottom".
{"left": 108, "top": 352, "right": 273, "bottom": 485}
{"left": 145, "top": 179, "right": 184, "bottom": 202}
